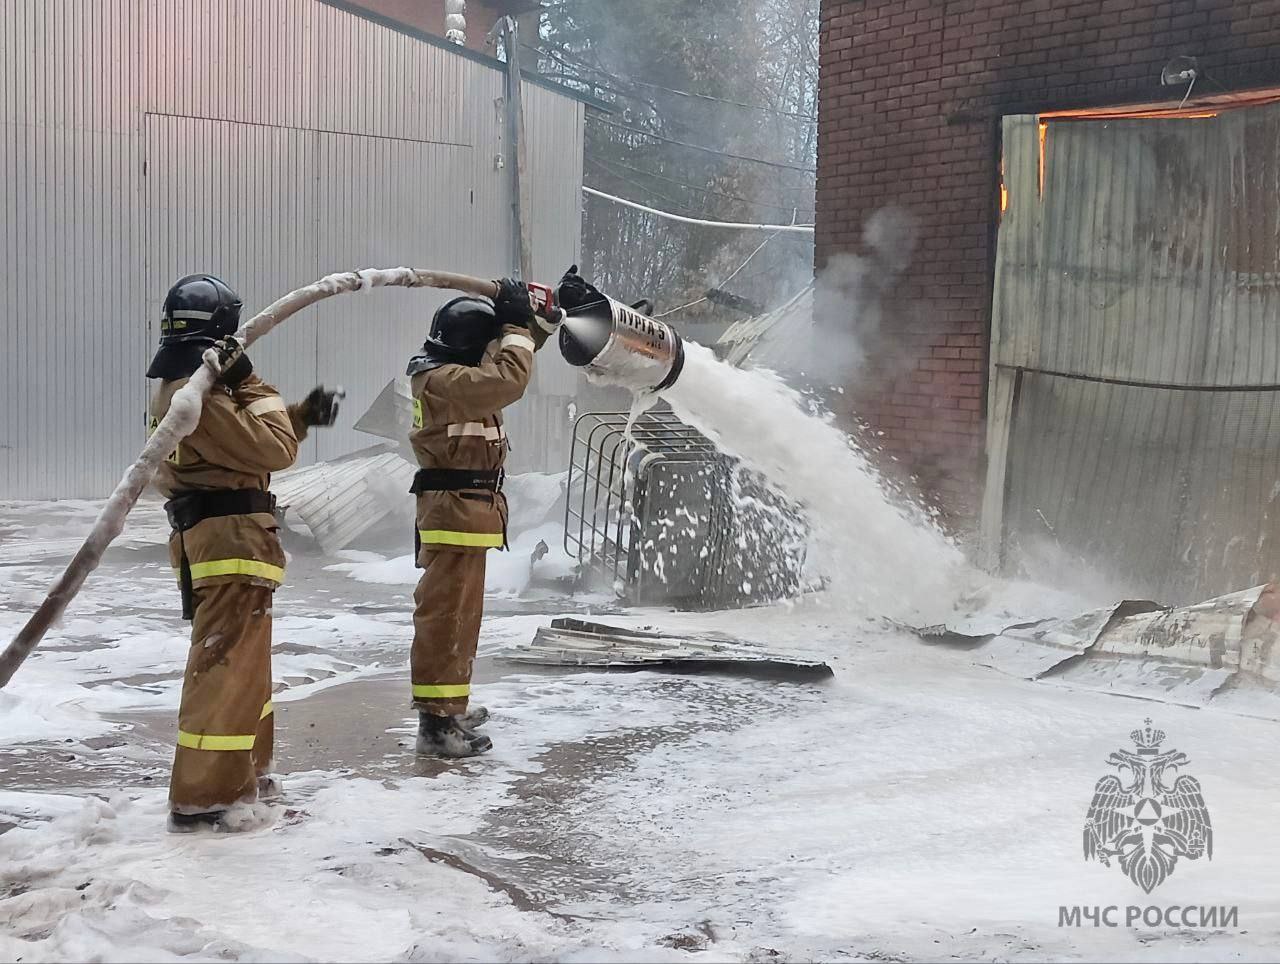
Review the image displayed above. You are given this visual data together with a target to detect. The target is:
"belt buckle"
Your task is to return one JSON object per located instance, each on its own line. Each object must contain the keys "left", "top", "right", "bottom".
{"left": 165, "top": 494, "right": 193, "bottom": 530}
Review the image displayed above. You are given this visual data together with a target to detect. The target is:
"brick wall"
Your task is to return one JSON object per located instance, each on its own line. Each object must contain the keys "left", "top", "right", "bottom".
{"left": 817, "top": 0, "right": 1280, "bottom": 522}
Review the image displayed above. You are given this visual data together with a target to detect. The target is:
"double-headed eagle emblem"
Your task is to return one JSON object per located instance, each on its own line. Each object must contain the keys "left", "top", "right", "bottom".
{"left": 1083, "top": 720, "right": 1212, "bottom": 893}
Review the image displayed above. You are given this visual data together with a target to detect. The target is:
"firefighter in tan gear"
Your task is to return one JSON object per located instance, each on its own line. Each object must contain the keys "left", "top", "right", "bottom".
{"left": 406, "top": 278, "right": 559, "bottom": 757}
{"left": 147, "top": 273, "right": 342, "bottom": 831}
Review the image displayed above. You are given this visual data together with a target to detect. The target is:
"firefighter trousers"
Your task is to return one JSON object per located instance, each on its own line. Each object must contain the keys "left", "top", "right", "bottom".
{"left": 412, "top": 549, "right": 487, "bottom": 717}
{"left": 169, "top": 583, "right": 275, "bottom": 813}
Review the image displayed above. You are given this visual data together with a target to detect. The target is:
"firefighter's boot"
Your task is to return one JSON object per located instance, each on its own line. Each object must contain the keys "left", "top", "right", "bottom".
{"left": 416, "top": 711, "right": 493, "bottom": 758}
{"left": 167, "top": 810, "right": 226, "bottom": 834}
{"left": 459, "top": 705, "right": 489, "bottom": 729}
{"left": 257, "top": 773, "right": 284, "bottom": 801}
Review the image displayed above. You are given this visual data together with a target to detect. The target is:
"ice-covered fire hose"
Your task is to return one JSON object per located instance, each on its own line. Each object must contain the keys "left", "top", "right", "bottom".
{"left": 0, "top": 268, "right": 499, "bottom": 688}
{"left": 0, "top": 267, "right": 687, "bottom": 688}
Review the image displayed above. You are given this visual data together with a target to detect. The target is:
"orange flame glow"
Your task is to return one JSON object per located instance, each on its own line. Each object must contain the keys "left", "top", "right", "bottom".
{"left": 1037, "top": 121, "right": 1047, "bottom": 197}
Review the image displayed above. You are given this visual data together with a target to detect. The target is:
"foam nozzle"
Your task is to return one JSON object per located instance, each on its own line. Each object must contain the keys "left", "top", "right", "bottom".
{"left": 558, "top": 316, "right": 610, "bottom": 367}
{"left": 558, "top": 295, "right": 684, "bottom": 392}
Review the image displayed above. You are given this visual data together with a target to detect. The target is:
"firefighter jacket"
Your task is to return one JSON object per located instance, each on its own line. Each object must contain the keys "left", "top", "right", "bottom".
{"left": 151, "top": 374, "right": 306, "bottom": 590}
{"left": 409, "top": 323, "right": 547, "bottom": 557}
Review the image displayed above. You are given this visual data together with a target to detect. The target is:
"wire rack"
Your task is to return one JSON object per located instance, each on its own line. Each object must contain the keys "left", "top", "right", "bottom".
{"left": 565, "top": 410, "right": 805, "bottom": 607}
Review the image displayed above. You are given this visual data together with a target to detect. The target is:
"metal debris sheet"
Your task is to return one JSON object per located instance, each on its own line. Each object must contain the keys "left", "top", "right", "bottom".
{"left": 500, "top": 617, "right": 834, "bottom": 681}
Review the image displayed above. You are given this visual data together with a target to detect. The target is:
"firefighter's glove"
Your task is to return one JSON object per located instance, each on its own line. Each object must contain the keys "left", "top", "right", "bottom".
{"left": 493, "top": 277, "right": 536, "bottom": 330}
{"left": 533, "top": 305, "right": 565, "bottom": 336}
{"left": 555, "top": 264, "right": 604, "bottom": 312}
{"left": 213, "top": 336, "right": 253, "bottom": 387}
{"left": 293, "top": 385, "right": 344, "bottom": 428}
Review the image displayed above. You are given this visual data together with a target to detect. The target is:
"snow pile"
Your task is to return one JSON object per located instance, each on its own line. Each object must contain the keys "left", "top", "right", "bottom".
{"left": 0, "top": 608, "right": 399, "bottom": 748}
{"left": 323, "top": 549, "right": 416, "bottom": 585}
{"left": 503, "top": 471, "right": 568, "bottom": 534}
{"left": 488, "top": 522, "right": 578, "bottom": 594}
{"left": 662, "top": 342, "right": 972, "bottom": 624}
{"left": 7, "top": 627, "right": 1280, "bottom": 962}
{"left": 0, "top": 780, "right": 546, "bottom": 961}
{"left": 326, "top": 523, "right": 577, "bottom": 596}
{"left": 0, "top": 687, "right": 119, "bottom": 746}
{"left": 0, "top": 671, "right": 724, "bottom": 962}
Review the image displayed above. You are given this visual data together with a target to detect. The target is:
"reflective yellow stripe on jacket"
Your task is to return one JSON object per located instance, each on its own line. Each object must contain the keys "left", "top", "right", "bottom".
{"left": 446, "top": 422, "right": 506, "bottom": 441}
{"left": 245, "top": 396, "right": 289, "bottom": 417}
{"left": 418, "top": 529, "right": 504, "bottom": 548}
{"left": 175, "top": 559, "right": 286, "bottom": 584}
{"left": 412, "top": 683, "right": 471, "bottom": 699}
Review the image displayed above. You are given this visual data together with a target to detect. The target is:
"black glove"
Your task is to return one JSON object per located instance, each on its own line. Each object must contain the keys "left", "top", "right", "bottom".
{"left": 294, "top": 385, "right": 343, "bottom": 428}
{"left": 213, "top": 337, "right": 253, "bottom": 387}
{"left": 493, "top": 277, "right": 535, "bottom": 329}
{"left": 555, "top": 264, "right": 605, "bottom": 312}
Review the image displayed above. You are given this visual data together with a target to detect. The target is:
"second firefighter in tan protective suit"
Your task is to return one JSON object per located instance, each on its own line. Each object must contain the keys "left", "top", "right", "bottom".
{"left": 147, "top": 273, "right": 342, "bottom": 831}
{"left": 406, "top": 279, "right": 559, "bottom": 756}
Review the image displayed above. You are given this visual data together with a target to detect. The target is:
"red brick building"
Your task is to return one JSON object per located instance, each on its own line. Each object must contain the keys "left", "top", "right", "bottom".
{"left": 816, "top": 0, "right": 1280, "bottom": 521}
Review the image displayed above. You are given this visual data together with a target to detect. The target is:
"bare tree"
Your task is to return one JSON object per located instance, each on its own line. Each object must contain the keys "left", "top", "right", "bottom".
{"left": 526, "top": 0, "right": 819, "bottom": 323}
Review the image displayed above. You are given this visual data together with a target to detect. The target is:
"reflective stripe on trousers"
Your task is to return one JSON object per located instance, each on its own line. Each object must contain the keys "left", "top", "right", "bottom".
{"left": 412, "top": 683, "right": 471, "bottom": 699}
{"left": 173, "top": 559, "right": 285, "bottom": 584}
{"left": 418, "top": 529, "right": 504, "bottom": 548}
{"left": 176, "top": 700, "right": 273, "bottom": 751}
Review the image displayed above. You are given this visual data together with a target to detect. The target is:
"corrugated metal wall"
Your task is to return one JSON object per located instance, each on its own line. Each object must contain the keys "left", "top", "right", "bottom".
{"left": 0, "top": 0, "right": 583, "bottom": 498}
{"left": 985, "top": 105, "right": 1280, "bottom": 602}
{"left": 1, "top": 0, "right": 146, "bottom": 500}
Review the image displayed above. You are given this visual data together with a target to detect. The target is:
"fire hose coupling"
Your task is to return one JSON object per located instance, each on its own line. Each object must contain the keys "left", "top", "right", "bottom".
{"left": 526, "top": 281, "right": 565, "bottom": 334}
{"left": 551, "top": 266, "right": 685, "bottom": 393}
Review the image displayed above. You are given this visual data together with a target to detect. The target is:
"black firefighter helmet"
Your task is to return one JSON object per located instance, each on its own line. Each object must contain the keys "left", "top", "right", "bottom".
{"left": 406, "top": 296, "right": 501, "bottom": 375}
{"left": 146, "top": 274, "right": 243, "bottom": 379}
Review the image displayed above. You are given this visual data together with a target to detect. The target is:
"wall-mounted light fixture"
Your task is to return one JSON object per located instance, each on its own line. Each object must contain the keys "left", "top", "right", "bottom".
{"left": 1161, "top": 55, "right": 1199, "bottom": 108}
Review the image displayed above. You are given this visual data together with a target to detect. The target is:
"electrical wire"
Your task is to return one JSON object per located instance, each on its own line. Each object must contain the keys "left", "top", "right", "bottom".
{"left": 523, "top": 43, "right": 661, "bottom": 111}
{"left": 591, "top": 154, "right": 815, "bottom": 212}
{"left": 587, "top": 155, "right": 813, "bottom": 224}
{"left": 585, "top": 157, "right": 707, "bottom": 218}
{"left": 523, "top": 42, "right": 817, "bottom": 121}
{"left": 628, "top": 76, "right": 817, "bottom": 122}
{"left": 582, "top": 186, "right": 815, "bottom": 233}
{"left": 590, "top": 116, "right": 816, "bottom": 174}
{"left": 655, "top": 230, "right": 786, "bottom": 319}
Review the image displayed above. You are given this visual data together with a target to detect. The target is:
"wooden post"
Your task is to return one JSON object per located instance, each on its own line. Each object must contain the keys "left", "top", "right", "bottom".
{"left": 502, "top": 16, "right": 533, "bottom": 280}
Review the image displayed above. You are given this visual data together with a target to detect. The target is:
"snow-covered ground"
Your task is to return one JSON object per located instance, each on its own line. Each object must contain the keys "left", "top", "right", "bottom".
{"left": 3, "top": 497, "right": 1280, "bottom": 962}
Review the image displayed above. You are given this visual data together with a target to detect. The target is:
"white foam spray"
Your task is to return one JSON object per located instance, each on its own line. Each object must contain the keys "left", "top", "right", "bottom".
{"left": 659, "top": 342, "right": 972, "bottom": 624}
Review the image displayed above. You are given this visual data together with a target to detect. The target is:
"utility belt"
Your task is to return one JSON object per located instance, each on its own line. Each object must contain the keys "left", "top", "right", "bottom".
{"left": 165, "top": 489, "right": 276, "bottom": 621}
{"left": 409, "top": 468, "right": 505, "bottom": 566}
{"left": 409, "top": 468, "right": 503, "bottom": 494}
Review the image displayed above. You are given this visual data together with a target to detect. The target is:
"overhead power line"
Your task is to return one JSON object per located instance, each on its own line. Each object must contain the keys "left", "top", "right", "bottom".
{"left": 590, "top": 116, "right": 817, "bottom": 174}
{"left": 524, "top": 42, "right": 817, "bottom": 122}
{"left": 655, "top": 230, "right": 785, "bottom": 319}
{"left": 585, "top": 157, "right": 707, "bottom": 218}
{"left": 591, "top": 155, "right": 815, "bottom": 213}
{"left": 583, "top": 186, "right": 815, "bottom": 234}
{"left": 521, "top": 43, "right": 660, "bottom": 111}
{"left": 626, "top": 76, "right": 817, "bottom": 122}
